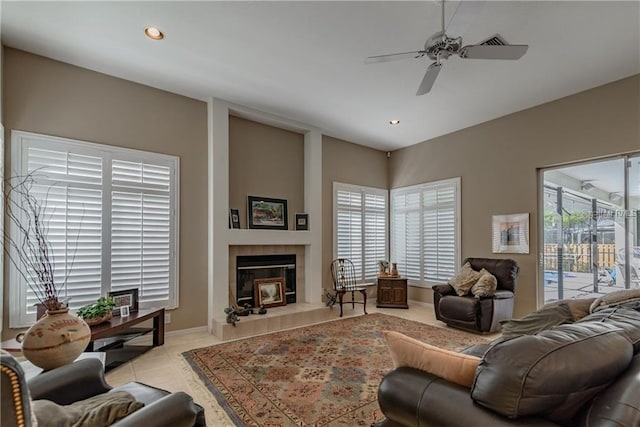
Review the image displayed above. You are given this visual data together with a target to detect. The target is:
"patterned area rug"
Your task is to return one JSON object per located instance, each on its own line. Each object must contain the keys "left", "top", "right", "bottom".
{"left": 182, "top": 313, "right": 489, "bottom": 426}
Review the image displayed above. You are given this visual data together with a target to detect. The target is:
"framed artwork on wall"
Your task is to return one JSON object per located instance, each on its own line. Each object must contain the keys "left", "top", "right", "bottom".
{"left": 248, "top": 196, "right": 288, "bottom": 230}
{"left": 295, "top": 213, "right": 308, "bottom": 231}
{"left": 229, "top": 208, "right": 241, "bottom": 229}
{"left": 492, "top": 213, "right": 530, "bottom": 254}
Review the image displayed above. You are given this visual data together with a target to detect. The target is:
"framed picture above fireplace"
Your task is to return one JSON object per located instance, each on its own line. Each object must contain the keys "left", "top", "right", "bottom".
{"left": 254, "top": 277, "right": 287, "bottom": 308}
{"left": 248, "top": 196, "right": 288, "bottom": 230}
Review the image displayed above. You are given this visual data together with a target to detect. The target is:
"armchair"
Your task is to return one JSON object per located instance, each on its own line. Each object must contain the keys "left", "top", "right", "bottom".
{"left": 1, "top": 351, "right": 205, "bottom": 427}
{"left": 432, "top": 258, "right": 519, "bottom": 333}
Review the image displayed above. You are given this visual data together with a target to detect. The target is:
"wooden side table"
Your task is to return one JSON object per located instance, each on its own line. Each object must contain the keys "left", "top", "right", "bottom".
{"left": 376, "top": 277, "right": 408, "bottom": 309}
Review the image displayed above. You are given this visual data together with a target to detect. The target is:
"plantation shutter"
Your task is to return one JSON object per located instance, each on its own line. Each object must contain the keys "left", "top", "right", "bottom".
{"left": 111, "top": 160, "right": 174, "bottom": 305}
{"left": 363, "top": 193, "right": 387, "bottom": 281}
{"left": 423, "top": 185, "right": 457, "bottom": 281}
{"left": 334, "top": 183, "right": 388, "bottom": 282}
{"left": 391, "top": 192, "right": 422, "bottom": 281}
{"left": 10, "top": 131, "right": 179, "bottom": 327}
{"left": 25, "top": 147, "right": 104, "bottom": 313}
{"left": 336, "top": 189, "right": 363, "bottom": 276}
{"left": 391, "top": 178, "right": 460, "bottom": 287}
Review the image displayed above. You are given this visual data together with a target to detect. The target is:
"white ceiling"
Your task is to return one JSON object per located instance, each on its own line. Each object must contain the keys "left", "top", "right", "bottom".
{"left": 1, "top": 1, "right": 639, "bottom": 151}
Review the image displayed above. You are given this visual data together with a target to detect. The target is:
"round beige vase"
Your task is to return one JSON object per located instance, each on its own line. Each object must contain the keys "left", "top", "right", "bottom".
{"left": 19, "top": 308, "right": 91, "bottom": 371}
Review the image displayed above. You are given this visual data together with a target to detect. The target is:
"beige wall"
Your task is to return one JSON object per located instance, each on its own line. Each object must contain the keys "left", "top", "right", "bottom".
{"left": 229, "top": 116, "right": 304, "bottom": 229}
{"left": 2, "top": 48, "right": 208, "bottom": 339}
{"left": 390, "top": 75, "right": 640, "bottom": 317}
{"left": 322, "top": 136, "right": 389, "bottom": 295}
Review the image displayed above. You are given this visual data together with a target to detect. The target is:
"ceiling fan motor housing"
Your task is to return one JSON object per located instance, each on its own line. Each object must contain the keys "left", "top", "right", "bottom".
{"left": 425, "top": 31, "right": 463, "bottom": 60}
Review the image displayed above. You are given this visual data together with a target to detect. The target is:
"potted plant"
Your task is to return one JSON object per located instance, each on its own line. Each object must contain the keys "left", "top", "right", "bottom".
{"left": 378, "top": 260, "right": 389, "bottom": 275}
{"left": 4, "top": 173, "right": 92, "bottom": 370}
{"left": 77, "top": 297, "right": 116, "bottom": 326}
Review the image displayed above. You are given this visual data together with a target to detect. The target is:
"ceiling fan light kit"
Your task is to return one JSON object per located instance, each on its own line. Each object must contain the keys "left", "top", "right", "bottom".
{"left": 366, "top": 0, "right": 529, "bottom": 95}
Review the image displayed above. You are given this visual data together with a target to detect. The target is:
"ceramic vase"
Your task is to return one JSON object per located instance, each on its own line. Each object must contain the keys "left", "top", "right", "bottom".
{"left": 18, "top": 308, "right": 91, "bottom": 370}
{"left": 391, "top": 263, "right": 398, "bottom": 277}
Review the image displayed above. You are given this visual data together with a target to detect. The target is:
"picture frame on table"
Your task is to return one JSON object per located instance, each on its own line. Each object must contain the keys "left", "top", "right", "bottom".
{"left": 295, "top": 213, "right": 309, "bottom": 231}
{"left": 247, "top": 196, "right": 288, "bottom": 230}
{"left": 108, "top": 288, "right": 139, "bottom": 316}
{"left": 492, "top": 213, "right": 530, "bottom": 254}
{"left": 229, "top": 208, "right": 241, "bottom": 229}
{"left": 253, "top": 277, "right": 287, "bottom": 308}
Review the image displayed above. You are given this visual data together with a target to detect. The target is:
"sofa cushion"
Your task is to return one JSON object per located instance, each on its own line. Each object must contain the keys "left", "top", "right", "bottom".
{"left": 470, "top": 269, "right": 497, "bottom": 298}
{"left": 471, "top": 322, "right": 633, "bottom": 424}
{"left": 544, "top": 297, "right": 596, "bottom": 320}
{"left": 384, "top": 331, "right": 480, "bottom": 388}
{"left": 578, "top": 306, "right": 640, "bottom": 353}
{"left": 448, "top": 262, "right": 481, "bottom": 296}
{"left": 590, "top": 288, "right": 640, "bottom": 313}
{"left": 499, "top": 303, "right": 573, "bottom": 337}
{"left": 32, "top": 390, "right": 143, "bottom": 427}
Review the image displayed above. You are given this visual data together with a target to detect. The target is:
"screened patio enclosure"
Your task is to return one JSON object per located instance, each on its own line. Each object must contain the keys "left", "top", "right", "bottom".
{"left": 541, "top": 155, "right": 639, "bottom": 304}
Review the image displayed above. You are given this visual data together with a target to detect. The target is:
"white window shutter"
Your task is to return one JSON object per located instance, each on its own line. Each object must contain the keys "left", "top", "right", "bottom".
{"left": 391, "top": 178, "right": 460, "bottom": 287}
{"left": 9, "top": 131, "right": 179, "bottom": 327}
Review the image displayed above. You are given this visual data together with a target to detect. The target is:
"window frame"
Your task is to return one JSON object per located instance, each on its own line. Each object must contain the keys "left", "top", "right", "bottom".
{"left": 9, "top": 130, "right": 180, "bottom": 327}
{"left": 390, "top": 177, "right": 461, "bottom": 288}
{"left": 333, "top": 182, "right": 388, "bottom": 283}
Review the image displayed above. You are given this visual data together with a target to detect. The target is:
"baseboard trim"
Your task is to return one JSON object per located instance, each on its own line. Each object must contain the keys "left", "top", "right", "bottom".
{"left": 166, "top": 325, "right": 208, "bottom": 336}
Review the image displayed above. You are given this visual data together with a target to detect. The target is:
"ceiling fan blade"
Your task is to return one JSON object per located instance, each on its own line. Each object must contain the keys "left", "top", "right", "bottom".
{"left": 460, "top": 44, "right": 528, "bottom": 60}
{"left": 365, "top": 51, "right": 425, "bottom": 64}
{"left": 446, "top": 0, "right": 486, "bottom": 36}
{"left": 416, "top": 62, "right": 443, "bottom": 96}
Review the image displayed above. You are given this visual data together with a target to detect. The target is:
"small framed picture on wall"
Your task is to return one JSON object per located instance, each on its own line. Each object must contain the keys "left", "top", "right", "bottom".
{"left": 295, "top": 213, "right": 309, "bottom": 231}
{"left": 229, "top": 208, "right": 241, "bottom": 229}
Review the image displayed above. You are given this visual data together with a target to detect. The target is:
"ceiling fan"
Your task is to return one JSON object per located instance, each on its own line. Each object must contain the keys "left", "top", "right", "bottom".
{"left": 365, "top": 0, "right": 529, "bottom": 95}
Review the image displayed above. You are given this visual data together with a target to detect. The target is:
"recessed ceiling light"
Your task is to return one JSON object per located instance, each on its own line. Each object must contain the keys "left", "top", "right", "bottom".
{"left": 144, "top": 26, "right": 164, "bottom": 40}
{"left": 389, "top": 120, "right": 400, "bottom": 125}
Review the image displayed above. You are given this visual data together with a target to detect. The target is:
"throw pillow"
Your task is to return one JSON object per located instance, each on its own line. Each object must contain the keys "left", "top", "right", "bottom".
{"left": 590, "top": 288, "right": 640, "bottom": 313}
{"left": 470, "top": 268, "right": 497, "bottom": 298}
{"left": 544, "top": 298, "right": 596, "bottom": 321}
{"left": 384, "top": 330, "right": 480, "bottom": 388}
{"left": 32, "top": 391, "right": 144, "bottom": 427}
{"left": 499, "top": 303, "right": 573, "bottom": 337}
{"left": 448, "top": 262, "right": 481, "bottom": 296}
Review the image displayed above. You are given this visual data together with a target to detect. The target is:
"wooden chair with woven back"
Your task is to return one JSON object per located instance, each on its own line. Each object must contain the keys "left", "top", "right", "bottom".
{"left": 330, "top": 258, "right": 368, "bottom": 317}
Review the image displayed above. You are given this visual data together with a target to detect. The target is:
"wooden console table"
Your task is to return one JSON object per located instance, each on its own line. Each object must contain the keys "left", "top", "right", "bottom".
{"left": 377, "top": 277, "right": 408, "bottom": 309}
{"left": 87, "top": 307, "right": 165, "bottom": 371}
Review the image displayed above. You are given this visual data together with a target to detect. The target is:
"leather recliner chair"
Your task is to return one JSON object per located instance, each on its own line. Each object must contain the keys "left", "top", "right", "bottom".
{"left": 432, "top": 258, "right": 519, "bottom": 333}
{"left": 1, "top": 351, "right": 205, "bottom": 427}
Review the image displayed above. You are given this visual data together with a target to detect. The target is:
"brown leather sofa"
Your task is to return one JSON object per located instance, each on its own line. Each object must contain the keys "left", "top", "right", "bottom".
{"left": 374, "top": 304, "right": 640, "bottom": 427}
{"left": 1, "top": 352, "right": 205, "bottom": 427}
{"left": 432, "top": 258, "right": 519, "bottom": 333}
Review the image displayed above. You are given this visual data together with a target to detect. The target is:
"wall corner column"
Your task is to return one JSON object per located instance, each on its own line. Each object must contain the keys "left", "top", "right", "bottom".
{"left": 304, "top": 129, "right": 322, "bottom": 303}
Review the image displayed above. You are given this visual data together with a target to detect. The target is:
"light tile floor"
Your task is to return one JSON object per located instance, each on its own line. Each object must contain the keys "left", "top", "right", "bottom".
{"left": 104, "top": 301, "right": 470, "bottom": 426}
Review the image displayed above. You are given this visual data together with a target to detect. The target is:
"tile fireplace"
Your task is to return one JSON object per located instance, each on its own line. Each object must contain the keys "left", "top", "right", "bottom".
{"left": 236, "top": 254, "right": 296, "bottom": 307}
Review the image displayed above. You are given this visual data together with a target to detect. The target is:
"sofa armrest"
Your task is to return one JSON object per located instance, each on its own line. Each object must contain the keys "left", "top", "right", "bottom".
{"left": 28, "top": 358, "right": 111, "bottom": 404}
{"left": 432, "top": 284, "right": 455, "bottom": 296}
{"left": 112, "top": 392, "right": 201, "bottom": 427}
{"left": 378, "top": 368, "right": 558, "bottom": 427}
{"left": 492, "top": 290, "right": 514, "bottom": 299}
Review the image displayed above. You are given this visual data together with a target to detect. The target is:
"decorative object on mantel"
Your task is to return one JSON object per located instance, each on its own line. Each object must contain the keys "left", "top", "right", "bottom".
{"left": 229, "top": 208, "right": 241, "bottom": 229}
{"left": 295, "top": 213, "right": 308, "bottom": 231}
{"left": 247, "top": 196, "right": 288, "bottom": 230}
{"left": 4, "top": 173, "right": 91, "bottom": 370}
{"left": 254, "top": 277, "right": 287, "bottom": 308}
{"left": 492, "top": 213, "right": 530, "bottom": 254}
{"left": 76, "top": 296, "right": 116, "bottom": 326}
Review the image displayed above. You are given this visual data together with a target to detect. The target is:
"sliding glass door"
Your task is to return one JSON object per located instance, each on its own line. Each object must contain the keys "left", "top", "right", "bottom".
{"left": 541, "top": 154, "right": 639, "bottom": 303}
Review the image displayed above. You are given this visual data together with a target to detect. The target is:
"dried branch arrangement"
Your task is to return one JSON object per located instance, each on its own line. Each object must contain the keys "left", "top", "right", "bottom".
{"left": 3, "top": 173, "right": 78, "bottom": 311}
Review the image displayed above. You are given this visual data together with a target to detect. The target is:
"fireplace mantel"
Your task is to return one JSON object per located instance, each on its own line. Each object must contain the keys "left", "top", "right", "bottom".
{"left": 227, "top": 229, "right": 312, "bottom": 246}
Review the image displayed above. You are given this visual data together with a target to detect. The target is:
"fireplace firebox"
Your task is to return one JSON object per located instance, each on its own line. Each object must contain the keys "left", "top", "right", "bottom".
{"left": 236, "top": 254, "right": 296, "bottom": 307}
